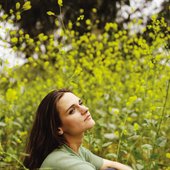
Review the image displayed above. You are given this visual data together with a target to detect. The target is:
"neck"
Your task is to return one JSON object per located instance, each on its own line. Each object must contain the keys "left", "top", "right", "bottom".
{"left": 64, "top": 133, "right": 84, "bottom": 153}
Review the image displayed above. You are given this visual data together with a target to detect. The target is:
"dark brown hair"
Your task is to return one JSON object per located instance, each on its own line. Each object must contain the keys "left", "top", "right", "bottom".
{"left": 23, "top": 89, "right": 71, "bottom": 169}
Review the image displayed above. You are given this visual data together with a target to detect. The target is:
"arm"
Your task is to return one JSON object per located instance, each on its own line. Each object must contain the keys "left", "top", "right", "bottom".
{"left": 100, "top": 159, "right": 133, "bottom": 170}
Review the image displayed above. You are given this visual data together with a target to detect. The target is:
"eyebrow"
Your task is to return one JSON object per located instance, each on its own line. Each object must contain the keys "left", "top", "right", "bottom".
{"left": 65, "top": 99, "right": 82, "bottom": 113}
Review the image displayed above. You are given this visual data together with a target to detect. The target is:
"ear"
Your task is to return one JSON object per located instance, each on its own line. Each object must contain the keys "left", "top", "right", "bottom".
{"left": 57, "top": 127, "right": 64, "bottom": 135}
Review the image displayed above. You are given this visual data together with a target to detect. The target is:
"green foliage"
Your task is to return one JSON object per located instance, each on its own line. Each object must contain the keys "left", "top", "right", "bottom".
{"left": 0, "top": 7, "right": 170, "bottom": 170}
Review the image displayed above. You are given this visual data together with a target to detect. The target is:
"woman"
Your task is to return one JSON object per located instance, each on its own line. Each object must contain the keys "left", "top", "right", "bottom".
{"left": 23, "top": 89, "right": 132, "bottom": 170}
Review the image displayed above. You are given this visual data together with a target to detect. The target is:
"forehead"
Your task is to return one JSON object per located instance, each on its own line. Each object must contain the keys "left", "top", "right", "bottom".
{"left": 57, "top": 92, "right": 79, "bottom": 113}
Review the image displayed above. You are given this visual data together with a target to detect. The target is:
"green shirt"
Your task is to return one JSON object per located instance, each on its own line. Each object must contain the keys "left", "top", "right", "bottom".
{"left": 40, "top": 144, "right": 103, "bottom": 170}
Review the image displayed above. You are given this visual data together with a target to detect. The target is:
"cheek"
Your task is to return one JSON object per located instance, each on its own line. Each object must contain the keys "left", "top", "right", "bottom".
{"left": 62, "top": 116, "right": 82, "bottom": 130}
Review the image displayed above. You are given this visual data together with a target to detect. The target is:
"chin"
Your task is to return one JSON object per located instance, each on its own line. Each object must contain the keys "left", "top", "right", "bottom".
{"left": 87, "top": 119, "right": 95, "bottom": 129}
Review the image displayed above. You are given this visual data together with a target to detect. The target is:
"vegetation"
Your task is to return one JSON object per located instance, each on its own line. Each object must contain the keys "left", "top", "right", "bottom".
{"left": 0, "top": 1, "right": 170, "bottom": 170}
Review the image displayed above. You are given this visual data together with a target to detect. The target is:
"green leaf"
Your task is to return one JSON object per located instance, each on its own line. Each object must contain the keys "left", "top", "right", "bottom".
{"left": 0, "top": 122, "right": 6, "bottom": 127}
{"left": 141, "top": 144, "right": 153, "bottom": 150}
{"left": 156, "top": 136, "right": 167, "bottom": 147}
{"left": 105, "top": 153, "right": 117, "bottom": 159}
{"left": 102, "top": 142, "right": 112, "bottom": 148}
{"left": 136, "top": 164, "right": 144, "bottom": 170}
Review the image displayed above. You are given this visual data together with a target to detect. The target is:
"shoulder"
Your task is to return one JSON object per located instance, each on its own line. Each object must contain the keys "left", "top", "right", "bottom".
{"left": 79, "top": 146, "right": 93, "bottom": 160}
{"left": 40, "top": 148, "right": 68, "bottom": 168}
{"left": 40, "top": 147, "right": 96, "bottom": 170}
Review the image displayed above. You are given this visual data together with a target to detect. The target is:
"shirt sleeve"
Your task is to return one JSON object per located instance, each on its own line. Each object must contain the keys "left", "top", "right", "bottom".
{"left": 81, "top": 147, "right": 103, "bottom": 170}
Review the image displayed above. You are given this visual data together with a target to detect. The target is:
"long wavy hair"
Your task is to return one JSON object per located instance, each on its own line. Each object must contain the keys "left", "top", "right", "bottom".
{"left": 23, "top": 89, "right": 71, "bottom": 169}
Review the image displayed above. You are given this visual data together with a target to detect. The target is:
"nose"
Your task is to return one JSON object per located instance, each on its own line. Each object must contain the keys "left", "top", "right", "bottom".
{"left": 79, "top": 105, "right": 88, "bottom": 115}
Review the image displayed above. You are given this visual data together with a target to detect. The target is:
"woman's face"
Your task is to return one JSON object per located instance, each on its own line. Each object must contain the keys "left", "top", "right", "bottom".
{"left": 56, "top": 92, "right": 95, "bottom": 136}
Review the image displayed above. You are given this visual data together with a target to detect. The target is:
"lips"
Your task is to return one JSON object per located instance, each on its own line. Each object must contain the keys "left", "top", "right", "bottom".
{"left": 84, "top": 114, "right": 91, "bottom": 121}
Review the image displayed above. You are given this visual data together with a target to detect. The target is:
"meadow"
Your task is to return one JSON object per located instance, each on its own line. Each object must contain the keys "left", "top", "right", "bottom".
{"left": 0, "top": 2, "right": 170, "bottom": 170}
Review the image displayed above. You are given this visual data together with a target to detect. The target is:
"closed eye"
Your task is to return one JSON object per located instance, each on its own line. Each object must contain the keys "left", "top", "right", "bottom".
{"left": 69, "top": 107, "right": 75, "bottom": 115}
{"left": 79, "top": 99, "right": 83, "bottom": 105}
